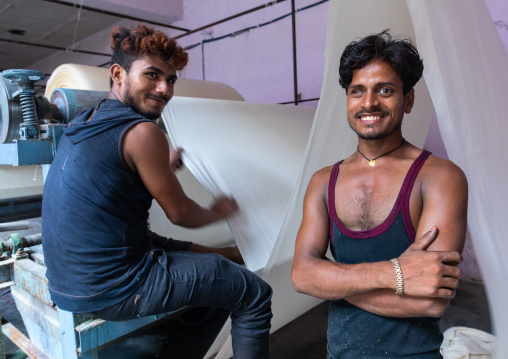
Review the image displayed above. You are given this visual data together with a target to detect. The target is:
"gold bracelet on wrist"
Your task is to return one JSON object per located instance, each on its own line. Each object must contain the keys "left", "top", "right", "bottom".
{"left": 390, "top": 258, "right": 404, "bottom": 295}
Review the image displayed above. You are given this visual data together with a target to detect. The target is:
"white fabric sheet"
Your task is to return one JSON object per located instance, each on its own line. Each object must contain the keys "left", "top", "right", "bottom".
{"left": 161, "top": 97, "right": 315, "bottom": 272}
{"left": 161, "top": 98, "right": 316, "bottom": 359}
{"left": 441, "top": 326, "right": 496, "bottom": 359}
{"left": 407, "top": 1, "right": 507, "bottom": 356}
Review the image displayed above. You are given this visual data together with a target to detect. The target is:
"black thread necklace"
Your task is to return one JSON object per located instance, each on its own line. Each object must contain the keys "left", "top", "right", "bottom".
{"left": 357, "top": 138, "right": 405, "bottom": 167}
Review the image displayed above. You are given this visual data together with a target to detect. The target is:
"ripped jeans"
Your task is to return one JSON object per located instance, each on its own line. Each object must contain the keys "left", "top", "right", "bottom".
{"left": 93, "top": 241, "right": 273, "bottom": 359}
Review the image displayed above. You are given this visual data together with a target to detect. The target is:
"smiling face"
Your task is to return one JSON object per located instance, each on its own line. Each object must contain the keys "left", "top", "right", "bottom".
{"left": 346, "top": 59, "right": 414, "bottom": 141}
{"left": 112, "top": 55, "right": 177, "bottom": 120}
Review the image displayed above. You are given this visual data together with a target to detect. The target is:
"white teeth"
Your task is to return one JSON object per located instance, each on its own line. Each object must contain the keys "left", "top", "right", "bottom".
{"left": 360, "top": 115, "right": 380, "bottom": 122}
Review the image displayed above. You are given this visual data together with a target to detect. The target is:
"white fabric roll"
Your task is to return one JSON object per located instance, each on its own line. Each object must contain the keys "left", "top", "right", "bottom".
{"left": 0, "top": 165, "right": 44, "bottom": 199}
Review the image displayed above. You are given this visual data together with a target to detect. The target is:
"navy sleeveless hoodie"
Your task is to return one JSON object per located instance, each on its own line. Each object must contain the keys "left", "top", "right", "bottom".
{"left": 42, "top": 99, "right": 155, "bottom": 312}
{"left": 327, "top": 150, "right": 443, "bottom": 358}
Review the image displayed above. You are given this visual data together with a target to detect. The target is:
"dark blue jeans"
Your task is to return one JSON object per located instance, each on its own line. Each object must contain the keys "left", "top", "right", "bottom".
{"left": 94, "top": 245, "right": 273, "bottom": 359}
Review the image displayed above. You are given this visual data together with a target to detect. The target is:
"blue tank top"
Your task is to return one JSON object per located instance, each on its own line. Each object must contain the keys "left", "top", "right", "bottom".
{"left": 42, "top": 99, "right": 155, "bottom": 312}
{"left": 327, "top": 150, "right": 443, "bottom": 358}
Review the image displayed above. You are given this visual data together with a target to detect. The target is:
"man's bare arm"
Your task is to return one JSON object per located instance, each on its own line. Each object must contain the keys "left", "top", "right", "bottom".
{"left": 291, "top": 166, "right": 463, "bottom": 303}
{"left": 123, "top": 122, "right": 238, "bottom": 228}
{"left": 292, "top": 168, "right": 392, "bottom": 299}
{"left": 345, "top": 158, "right": 468, "bottom": 317}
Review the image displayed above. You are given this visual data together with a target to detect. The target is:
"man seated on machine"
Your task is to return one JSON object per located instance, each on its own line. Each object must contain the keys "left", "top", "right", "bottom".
{"left": 42, "top": 24, "right": 272, "bottom": 359}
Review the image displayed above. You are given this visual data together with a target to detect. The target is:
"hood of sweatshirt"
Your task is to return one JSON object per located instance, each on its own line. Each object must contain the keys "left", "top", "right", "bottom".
{"left": 63, "top": 99, "right": 149, "bottom": 144}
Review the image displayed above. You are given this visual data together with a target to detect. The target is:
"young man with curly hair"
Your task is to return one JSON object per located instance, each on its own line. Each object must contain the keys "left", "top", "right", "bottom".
{"left": 292, "top": 30, "right": 468, "bottom": 358}
{"left": 42, "top": 24, "right": 272, "bottom": 358}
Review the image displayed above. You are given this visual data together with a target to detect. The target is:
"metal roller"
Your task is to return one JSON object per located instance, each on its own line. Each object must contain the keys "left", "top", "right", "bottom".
{"left": 49, "top": 88, "right": 107, "bottom": 124}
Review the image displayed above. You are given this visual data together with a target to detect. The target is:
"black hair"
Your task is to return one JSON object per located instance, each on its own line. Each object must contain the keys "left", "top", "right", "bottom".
{"left": 339, "top": 30, "right": 423, "bottom": 94}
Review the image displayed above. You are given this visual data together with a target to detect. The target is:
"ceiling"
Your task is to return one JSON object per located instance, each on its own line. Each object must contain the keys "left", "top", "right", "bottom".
{"left": 0, "top": 0, "right": 184, "bottom": 71}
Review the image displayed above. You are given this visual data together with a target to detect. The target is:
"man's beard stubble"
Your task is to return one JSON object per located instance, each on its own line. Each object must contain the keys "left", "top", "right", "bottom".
{"left": 124, "top": 82, "right": 162, "bottom": 120}
{"left": 348, "top": 107, "right": 402, "bottom": 140}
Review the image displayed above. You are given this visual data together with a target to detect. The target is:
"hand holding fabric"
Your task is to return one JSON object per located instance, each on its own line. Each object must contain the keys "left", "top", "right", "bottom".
{"left": 169, "top": 146, "right": 184, "bottom": 171}
{"left": 211, "top": 196, "right": 239, "bottom": 220}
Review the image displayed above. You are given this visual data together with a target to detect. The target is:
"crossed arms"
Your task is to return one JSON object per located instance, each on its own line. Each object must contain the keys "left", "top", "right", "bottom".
{"left": 291, "top": 157, "right": 468, "bottom": 318}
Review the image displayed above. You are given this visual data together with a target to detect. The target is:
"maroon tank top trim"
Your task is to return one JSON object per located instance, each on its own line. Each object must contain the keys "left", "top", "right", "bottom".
{"left": 401, "top": 150, "right": 431, "bottom": 241}
{"left": 328, "top": 150, "right": 431, "bottom": 242}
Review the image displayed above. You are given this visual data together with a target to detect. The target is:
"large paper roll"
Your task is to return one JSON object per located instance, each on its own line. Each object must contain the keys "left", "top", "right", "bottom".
{"left": 45, "top": 63, "right": 245, "bottom": 101}
{"left": 45, "top": 64, "right": 110, "bottom": 98}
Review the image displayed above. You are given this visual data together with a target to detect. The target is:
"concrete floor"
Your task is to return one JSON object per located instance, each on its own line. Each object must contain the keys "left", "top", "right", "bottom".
{"left": 0, "top": 219, "right": 493, "bottom": 358}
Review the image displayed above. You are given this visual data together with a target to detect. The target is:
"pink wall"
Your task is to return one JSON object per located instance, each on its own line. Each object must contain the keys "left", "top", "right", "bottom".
{"left": 169, "top": 0, "right": 329, "bottom": 106}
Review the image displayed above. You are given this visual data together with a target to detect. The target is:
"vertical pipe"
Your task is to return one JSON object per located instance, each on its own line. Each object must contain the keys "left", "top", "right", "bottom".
{"left": 291, "top": 0, "right": 298, "bottom": 105}
{"left": 201, "top": 41, "right": 206, "bottom": 81}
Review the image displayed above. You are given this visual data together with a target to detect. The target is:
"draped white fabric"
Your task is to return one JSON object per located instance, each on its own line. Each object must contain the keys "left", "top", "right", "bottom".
{"left": 161, "top": 98, "right": 319, "bottom": 359}
{"left": 161, "top": 97, "right": 315, "bottom": 272}
{"left": 407, "top": 1, "right": 508, "bottom": 356}
{"left": 441, "top": 326, "right": 496, "bottom": 358}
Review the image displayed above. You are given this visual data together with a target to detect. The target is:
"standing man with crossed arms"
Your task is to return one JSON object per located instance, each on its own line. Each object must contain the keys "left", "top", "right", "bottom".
{"left": 292, "top": 30, "right": 467, "bottom": 358}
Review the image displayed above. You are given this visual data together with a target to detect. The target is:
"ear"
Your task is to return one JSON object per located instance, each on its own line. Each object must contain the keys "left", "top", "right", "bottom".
{"left": 403, "top": 88, "right": 415, "bottom": 114}
{"left": 110, "top": 64, "right": 125, "bottom": 86}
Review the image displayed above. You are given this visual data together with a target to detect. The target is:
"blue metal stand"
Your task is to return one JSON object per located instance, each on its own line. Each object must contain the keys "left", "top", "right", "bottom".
{"left": 0, "top": 243, "right": 181, "bottom": 358}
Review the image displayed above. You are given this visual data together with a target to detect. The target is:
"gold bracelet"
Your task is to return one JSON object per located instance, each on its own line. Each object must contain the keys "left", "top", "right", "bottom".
{"left": 390, "top": 258, "right": 404, "bottom": 295}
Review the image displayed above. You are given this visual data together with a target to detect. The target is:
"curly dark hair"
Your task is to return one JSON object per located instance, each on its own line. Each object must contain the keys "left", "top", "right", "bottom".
{"left": 339, "top": 30, "right": 423, "bottom": 95}
{"left": 109, "top": 24, "right": 188, "bottom": 85}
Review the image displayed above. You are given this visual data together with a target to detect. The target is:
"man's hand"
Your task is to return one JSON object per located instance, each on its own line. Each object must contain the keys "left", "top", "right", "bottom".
{"left": 398, "top": 226, "right": 462, "bottom": 299}
{"left": 211, "top": 196, "right": 239, "bottom": 219}
{"left": 169, "top": 147, "right": 184, "bottom": 172}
